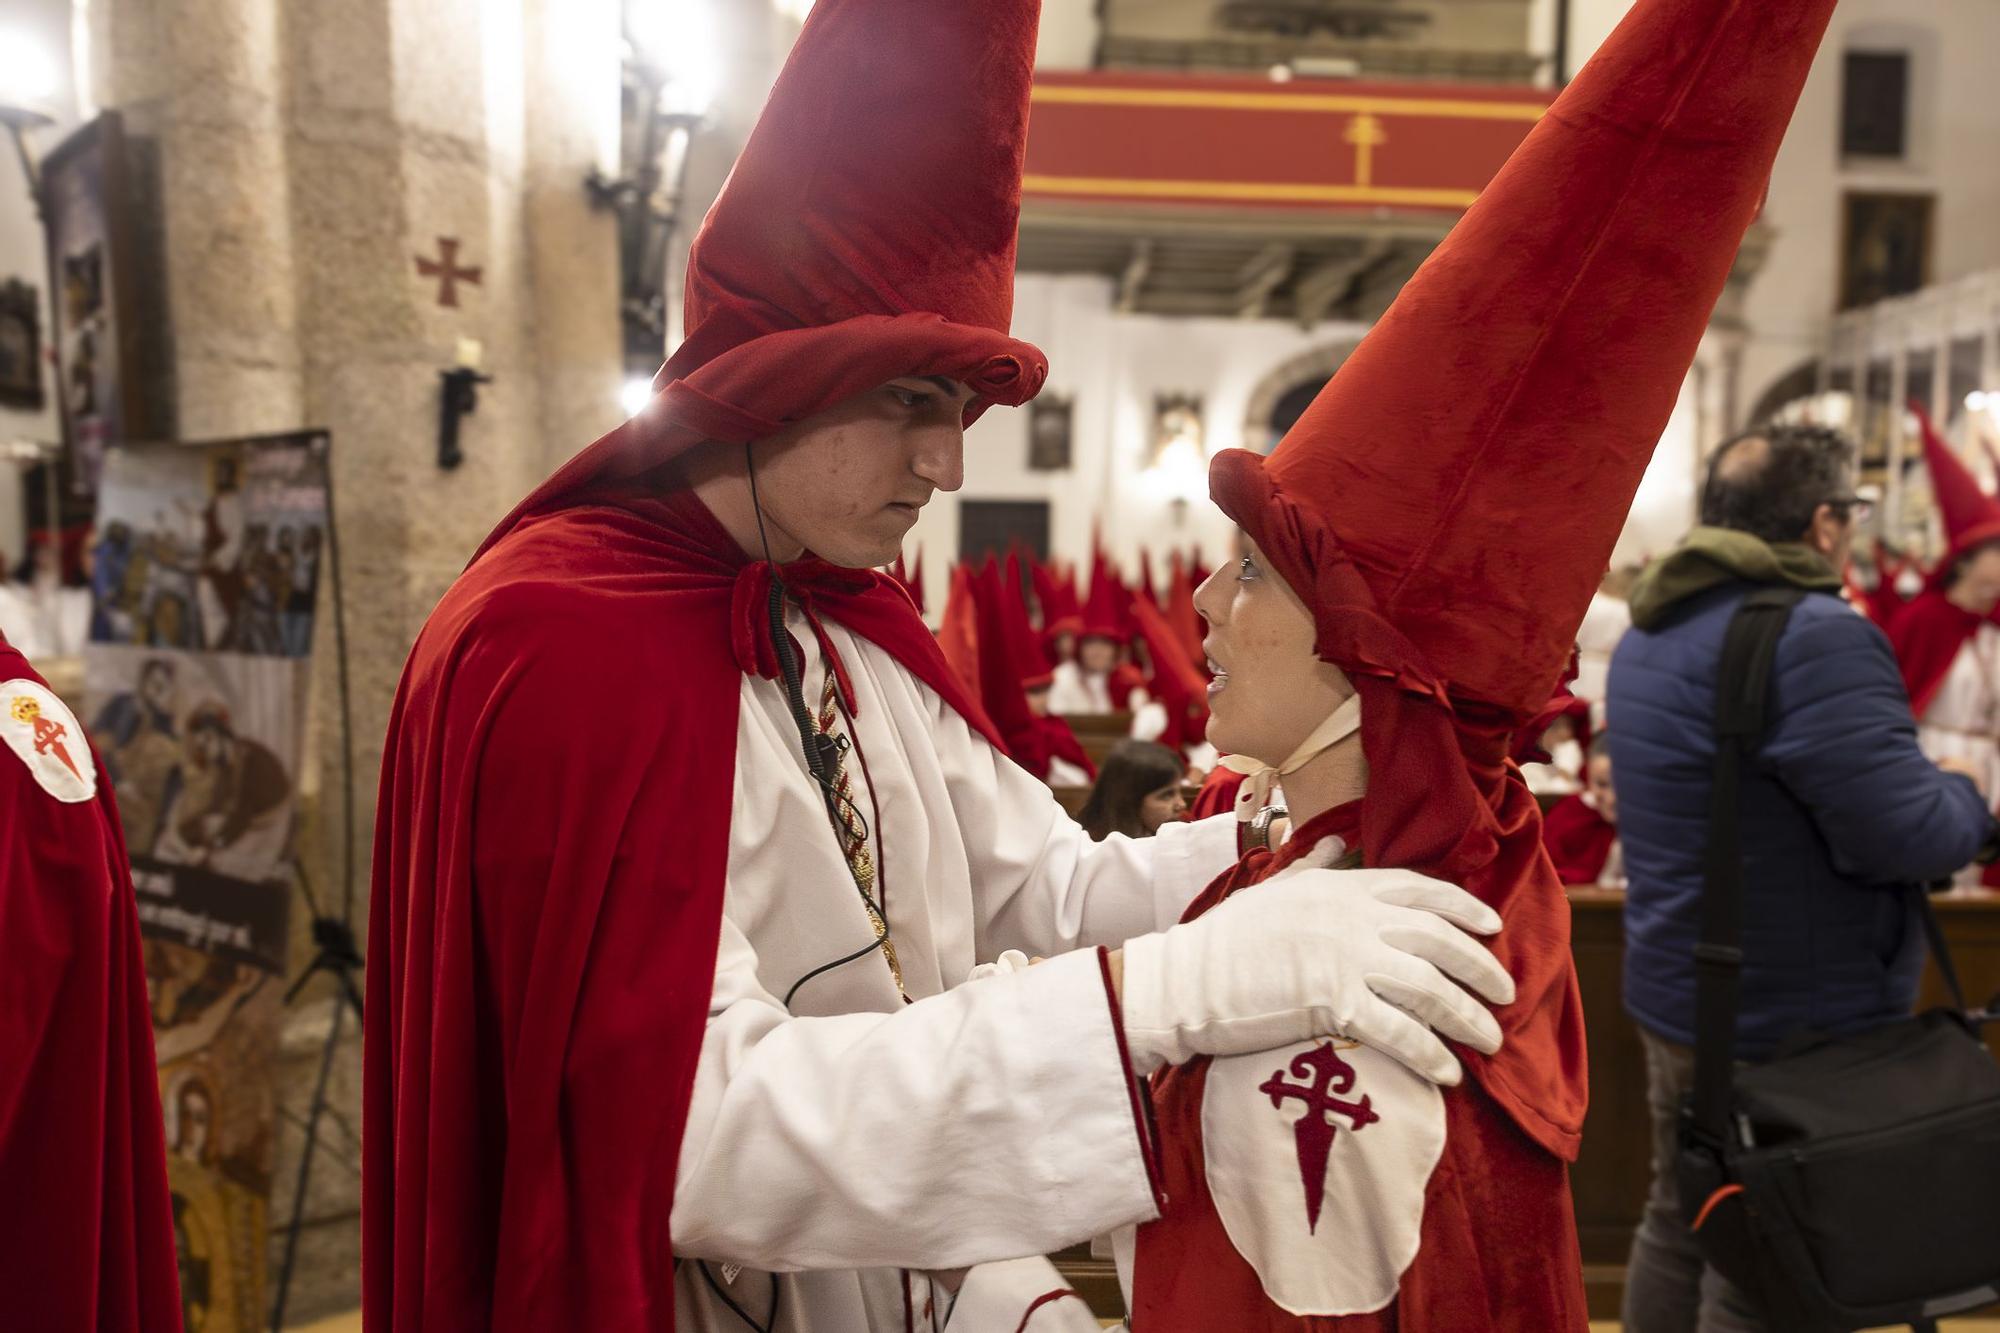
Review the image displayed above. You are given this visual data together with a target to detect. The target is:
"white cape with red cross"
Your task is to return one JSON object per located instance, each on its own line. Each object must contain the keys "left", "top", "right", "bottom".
{"left": 2, "top": 678, "right": 96, "bottom": 804}
{"left": 1201, "top": 1033, "right": 1447, "bottom": 1316}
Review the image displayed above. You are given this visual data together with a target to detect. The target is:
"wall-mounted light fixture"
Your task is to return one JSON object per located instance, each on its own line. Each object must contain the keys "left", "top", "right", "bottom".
{"left": 588, "top": 1, "right": 720, "bottom": 407}
{"left": 436, "top": 338, "right": 491, "bottom": 471}
{"left": 1147, "top": 393, "right": 1210, "bottom": 513}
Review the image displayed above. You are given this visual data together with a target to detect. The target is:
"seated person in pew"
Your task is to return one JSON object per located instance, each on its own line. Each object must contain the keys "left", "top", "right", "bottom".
{"left": 1541, "top": 734, "right": 1622, "bottom": 887}
{"left": 1078, "top": 740, "right": 1189, "bottom": 842}
{"left": 1119, "top": 0, "right": 1836, "bottom": 1323}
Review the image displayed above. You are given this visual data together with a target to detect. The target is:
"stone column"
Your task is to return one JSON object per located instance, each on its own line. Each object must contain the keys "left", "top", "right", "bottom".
{"left": 84, "top": 0, "right": 305, "bottom": 437}
{"left": 85, "top": 0, "right": 624, "bottom": 1316}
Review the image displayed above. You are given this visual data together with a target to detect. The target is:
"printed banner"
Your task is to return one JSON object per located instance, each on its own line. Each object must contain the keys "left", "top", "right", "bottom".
{"left": 84, "top": 431, "right": 329, "bottom": 1333}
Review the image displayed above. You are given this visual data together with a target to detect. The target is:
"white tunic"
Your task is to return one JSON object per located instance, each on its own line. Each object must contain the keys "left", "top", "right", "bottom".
{"left": 670, "top": 606, "right": 1238, "bottom": 1331}
{"left": 1047, "top": 661, "right": 1168, "bottom": 742}
{"left": 1914, "top": 623, "right": 2000, "bottom": 887}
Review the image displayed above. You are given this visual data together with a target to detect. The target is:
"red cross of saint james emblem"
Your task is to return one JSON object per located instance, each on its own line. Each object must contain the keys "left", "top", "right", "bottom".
{"left": 11, "top": 695, "right": 84, "bottom": 784}
{"left": 1258, "top": 1042, "right": 1382, "bottom": 1233}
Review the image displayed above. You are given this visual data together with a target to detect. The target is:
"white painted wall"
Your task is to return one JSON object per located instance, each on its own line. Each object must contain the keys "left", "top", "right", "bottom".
{"left": 918, "top": 270, "right": 1713, "bottom": 609}
{"left": 0, "top": 0, "right": 77, "bottom": 572}
{"left": 908, "top": 272, "right": 1372, "bottom": 612}
{"left": 1035, "top": 0, "right": 1098, "bottom": 71}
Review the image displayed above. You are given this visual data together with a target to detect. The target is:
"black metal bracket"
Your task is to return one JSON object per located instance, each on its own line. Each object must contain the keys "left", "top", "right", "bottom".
{"left": 437, "top": 365, "right": 492, "bottom": 471}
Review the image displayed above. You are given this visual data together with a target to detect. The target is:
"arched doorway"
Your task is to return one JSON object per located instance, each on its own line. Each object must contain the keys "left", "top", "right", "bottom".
{"left": 1242, "top": 340, "right": 1364, "bottom": 452}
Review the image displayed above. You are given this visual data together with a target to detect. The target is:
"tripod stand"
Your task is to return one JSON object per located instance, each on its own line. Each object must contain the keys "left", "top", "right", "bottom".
{"left": 267, "top": 432, "right": 363, "bottom": 1332}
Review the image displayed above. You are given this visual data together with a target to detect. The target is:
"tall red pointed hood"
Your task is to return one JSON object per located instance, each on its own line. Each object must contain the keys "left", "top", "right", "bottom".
{"left": 937, "top": 564, "right": 983, "bottom": 708}
{"left": 475, "top": 0, "right": 1049, "bottom": 556}
{"left": 1211, "top": 0, "right": 1835, "bottom": 721}
{"left": 1205, "top": 0, "right": 1835, "bottom": 1161}
{"left": 1000, "top": 551, "right": 1054, "bottom": 688}
{"left": 1913, "top": 400, "right": 2000, "bottom": 580}
{"left": 1082, "top": 553, "right": 1131, "bottom": 643}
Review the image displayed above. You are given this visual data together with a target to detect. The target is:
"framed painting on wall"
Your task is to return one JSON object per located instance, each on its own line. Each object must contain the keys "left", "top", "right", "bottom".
{"left": 0, "top": 279, "right": 45, "bottom": 410}
{"left": 1028, "top": 395, "right": 1073, "bottom": 472}
{"left": 1839, "top": 191, "right": 1932, "bottom": 312}
{"left": 41, "top": 111, "right": 159, "bottom": 494}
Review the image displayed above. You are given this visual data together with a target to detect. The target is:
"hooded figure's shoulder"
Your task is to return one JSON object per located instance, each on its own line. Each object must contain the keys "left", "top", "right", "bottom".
{"left": 399, "top": 501, "right": 742, "bottom": 727}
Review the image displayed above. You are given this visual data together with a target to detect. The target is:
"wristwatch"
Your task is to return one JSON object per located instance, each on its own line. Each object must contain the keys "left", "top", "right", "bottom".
{"left": 1246, "top": 804, "right": 1290, "bottom": 853}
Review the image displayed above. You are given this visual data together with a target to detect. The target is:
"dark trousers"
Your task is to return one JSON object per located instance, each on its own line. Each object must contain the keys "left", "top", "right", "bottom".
{"left": 1621, "top": 1028, "right": 1766, "bottom": 1333}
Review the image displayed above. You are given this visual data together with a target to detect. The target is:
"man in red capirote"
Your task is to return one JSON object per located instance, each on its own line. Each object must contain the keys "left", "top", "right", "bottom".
{"left": 0, "top": 632, "right": 183, "bottom": 1331}
{"left": 1121, "top": 0, "right": 1836, "bottom": 1326}
{"left": 363, "top": 1, "right": 1514, "bottom": 1330}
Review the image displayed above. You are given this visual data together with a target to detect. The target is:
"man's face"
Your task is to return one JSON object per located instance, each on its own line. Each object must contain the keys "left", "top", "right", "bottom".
{"left": 749, "top": 377, "right": 974, "bottom": 569}
{"left": 141, "top": 664, "right": 174, "bottom": 711}
{"left": 1802, "top": 468, "right": 1858, "bottom": 570}
{"left": 192, "top": 725, "right": 230, "bottom": 768}
{"left": 1193, "top": 541, "right": 1355, "bottom": 767}
{"left": 1078, "top": 637, "right": 1119, "bottom": 674}
{"left": 1026, "top": 685, "right": 1051, "bottom": 717}
{"left": 1586, "top": 753, "right": 1617, "bottom": 824}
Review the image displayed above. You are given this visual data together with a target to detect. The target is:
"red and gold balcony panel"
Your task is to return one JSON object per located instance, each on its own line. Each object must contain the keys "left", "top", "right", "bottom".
{"left": 1024, "top": 71, "right": 1550, "bottom": 215}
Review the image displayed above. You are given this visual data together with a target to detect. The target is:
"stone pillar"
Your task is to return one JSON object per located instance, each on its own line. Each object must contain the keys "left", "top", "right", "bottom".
{"left": 522, "top": 0, "right": 623, "bottom": 469}
{"left": 85, "top": 0, "right": 623, "bottom": 1317}
{"left": 84, "top": 0, "right": 305, "bottom": 438}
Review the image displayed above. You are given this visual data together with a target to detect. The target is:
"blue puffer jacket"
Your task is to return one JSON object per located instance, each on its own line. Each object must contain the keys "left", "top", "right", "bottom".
{"left": 1609, "top": 582, "right": 1990, "bottom": 1057}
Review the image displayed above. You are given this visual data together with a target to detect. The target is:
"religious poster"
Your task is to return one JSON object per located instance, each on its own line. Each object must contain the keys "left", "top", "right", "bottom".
{"left": 84, "top": 431, "right": 329, "bottom": 1333}
{"left": 41, "top": 112, "right": 156, "bottom": 494}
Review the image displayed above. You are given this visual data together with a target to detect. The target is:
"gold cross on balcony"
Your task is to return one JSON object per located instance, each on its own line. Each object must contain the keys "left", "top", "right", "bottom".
{"left": 1343, "top": 112, "right": 1389, "bottom": 188}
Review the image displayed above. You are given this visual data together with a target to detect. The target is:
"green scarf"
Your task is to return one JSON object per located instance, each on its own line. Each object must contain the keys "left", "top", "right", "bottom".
{"left": 1627, "top": 526, "right": 1840, "bottom": 630}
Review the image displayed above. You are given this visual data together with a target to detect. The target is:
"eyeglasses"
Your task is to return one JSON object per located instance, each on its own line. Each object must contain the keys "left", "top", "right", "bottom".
{"left": 1822, "top": 494, "right": 1875, "bottom": 523}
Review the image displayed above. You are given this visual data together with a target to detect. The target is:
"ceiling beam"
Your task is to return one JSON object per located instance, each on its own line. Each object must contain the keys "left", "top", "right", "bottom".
{"left": 1234, "top": 243, "right": 1297, "bottom": 319}
{"left": 1116, "top": 238, "right": 1156, "bottom": 313}
{"left": 1291, "top": 238, "right": 1396, "bottom": 328}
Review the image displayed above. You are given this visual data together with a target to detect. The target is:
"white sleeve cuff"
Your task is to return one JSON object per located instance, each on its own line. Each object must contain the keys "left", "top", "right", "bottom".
{"left": 1147, "top": 814, "right": 1241, "bottom": 930}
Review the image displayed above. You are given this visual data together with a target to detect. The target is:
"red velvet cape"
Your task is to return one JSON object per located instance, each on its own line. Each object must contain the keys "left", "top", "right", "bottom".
{"left": 1540, "top": 794, "right": 1617, "bottom": 886}
{"left": 1132, "top": 804, "right": 1586, "bottom": 1331}
{"left": 0, "top": 639, "right": 182, "bottom": 1331}
{"left": 1888, "top": 588, "right": 1984, "bottom": 720}
{"left": 363, "top": 485, "right": 1000, "bottom": 1331}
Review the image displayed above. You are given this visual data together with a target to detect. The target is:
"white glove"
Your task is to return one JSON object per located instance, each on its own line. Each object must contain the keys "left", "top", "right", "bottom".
{"left": 1119, "top": 847, "right": 1515, "bottom": 1085}
{"left": 965, "top": 949, "right": 1032, "bottom": 984}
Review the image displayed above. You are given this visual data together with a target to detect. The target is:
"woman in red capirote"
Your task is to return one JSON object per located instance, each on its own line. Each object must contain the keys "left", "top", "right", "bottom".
{"left": 1117, "top": 0, "right": 1836, "bottom": 1325}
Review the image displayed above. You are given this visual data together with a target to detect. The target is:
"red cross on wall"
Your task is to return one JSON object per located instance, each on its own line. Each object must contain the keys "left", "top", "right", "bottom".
{"left": 415, "top": 237, "right": 483, "bottom": 308}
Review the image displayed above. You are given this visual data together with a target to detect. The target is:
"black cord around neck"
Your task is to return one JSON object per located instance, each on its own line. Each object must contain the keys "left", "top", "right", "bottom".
{"left": 742, "top": 443, "right": 900, "bottom": 1010}
{"left": 697, "top": 1261, "right": 781, "bottom": 1333}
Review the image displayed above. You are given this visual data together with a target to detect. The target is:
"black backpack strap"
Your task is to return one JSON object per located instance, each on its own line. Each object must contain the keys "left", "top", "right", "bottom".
{"left": 1691, "top": 586, "right": 1806, "bottom": 1142}
{"left": 1913, "top": 889, "right": 1970, "bottom": 1014}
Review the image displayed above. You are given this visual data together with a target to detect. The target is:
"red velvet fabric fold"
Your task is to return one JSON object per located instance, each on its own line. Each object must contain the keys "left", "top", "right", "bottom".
{"left": 0, "top": 639, "right": 182, "bottom": 1333}
{"left": 362, "top": 487, "right": 998, "bottom": 1331}
{"left": 1888, "top": 588, "right": 1985, "bottom": 720}
{"left": 1540, "top": 795, "right": 1617, "bottom": 886}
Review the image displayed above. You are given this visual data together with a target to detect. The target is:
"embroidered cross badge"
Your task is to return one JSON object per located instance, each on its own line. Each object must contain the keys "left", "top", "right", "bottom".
{"left": 11, "top": 694, "right": 83, "bottom": 784}
{"left": 1258, "top": 1041, "right": 1381, "bottom": 1233}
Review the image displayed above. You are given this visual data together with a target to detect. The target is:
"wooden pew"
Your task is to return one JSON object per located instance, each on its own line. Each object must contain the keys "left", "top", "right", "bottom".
{"left": 1060, "top": 711, "right": 1133, "bottom": 770}
{"left": 1568, "top": 886, "right": 2000, "bottom": 1318}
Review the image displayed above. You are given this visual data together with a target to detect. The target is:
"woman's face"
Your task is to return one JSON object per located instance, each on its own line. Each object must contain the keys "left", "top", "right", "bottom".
{"left": 1194, "top": 540, "right": 1354, "bottom": 766}
{"left": 1140, "top": 781, "right": 1188, "bottom": 834}
{"left": 1955, "top": 546, "right": 2000, "bottom": 613}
